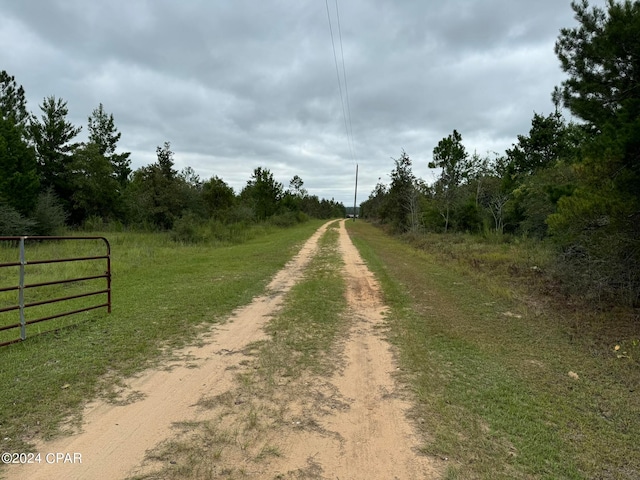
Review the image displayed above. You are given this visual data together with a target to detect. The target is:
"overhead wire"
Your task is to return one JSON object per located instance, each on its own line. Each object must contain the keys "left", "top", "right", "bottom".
{"left": 335, "top": 0, "right": 355, "bottom": 154}
{"left": 325, "top": 0, "right": 355, "bottom": 166}
{"left": 326, "top": 0, "right": 359, "bottom": 217}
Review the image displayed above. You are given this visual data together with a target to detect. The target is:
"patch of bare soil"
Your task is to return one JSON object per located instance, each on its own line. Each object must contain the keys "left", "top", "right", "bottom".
{"left": 326, "top": 219, "right": 438, "bottom": 477}
{"left": 6, "top": 219, "right": 440, "bottom": 479}
{"left": 5, "top": 221, "right": 332, "bottom": 480}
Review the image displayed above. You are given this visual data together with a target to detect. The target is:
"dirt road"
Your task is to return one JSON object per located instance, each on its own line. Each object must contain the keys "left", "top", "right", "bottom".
{"left": 6, "top": 220, "right": 438, "bottom": 479}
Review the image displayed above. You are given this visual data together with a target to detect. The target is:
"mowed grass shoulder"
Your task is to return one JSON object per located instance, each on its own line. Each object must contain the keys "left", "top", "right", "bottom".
{"left": 0, "top": 220, "right": 325, "bottom": 455}
{"left": 346, "top": 221, "right": 639, "bottom": 480}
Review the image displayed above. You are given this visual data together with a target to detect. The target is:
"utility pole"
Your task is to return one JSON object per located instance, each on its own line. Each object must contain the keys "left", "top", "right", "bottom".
{"left": 353, "top": 163, "right": 358, "bottom": 221}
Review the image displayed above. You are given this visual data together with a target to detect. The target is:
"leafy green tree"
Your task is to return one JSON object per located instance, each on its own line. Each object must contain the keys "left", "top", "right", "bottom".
{"left": 386, "top": 150, "right": 420, "bottom": 232}
{"left": 555, "top": 0, "right": 640, "bottom": 197}
{"left": 429, "top": 130, "right": 470, "bottom": 231}
{"left": 510, "top": 165, "right": 576, "bottom": 238}
{"left": 31, "top": 188, "right": 68, "bottom": 235}
{"left": 479, "top": 176, "right": 510, "bottom": 234}
{"left": 297, "top": 194, "right": 327, "bottom": 219}
{"left": 178, "top": 166, "right": 206, "bottom": 217}
{"left": 359, "top": 181, "right": 388, "bottom": 221}
{"left": 551, "top": 0, "right": 640, "bottom": 304}
{"left": 288, "top": 175, "right": 307, "bottom": 198}
{"left": 556, "top": 2, "right": 640, "bottom": 126}
{"left": 202, "top": 175, "right": 235, "bottom": 220}
{"left": 501, "top": 111, "right": 580, "bottom": 235}
{"left": 241, "top": 167, "right": 283, "bottom": 220}
{"left": 505, "top": 112, "right": 571, "bottom": 178}
{"left": 155, "top": 141, "right": 177, "bottom": 180}
{"left": 66, "top": 108, "right": 133, "bottom": 224}
{"left": 87, "top": 103, "right": 131, "bottom": 187}
{"left": 0, "top": 71, "right": 29, "bottom": 130}
{"left": 281, "top": 175, "right": 308, "bottom": 213}
{"left": 452, "top": 196, "right": 482, "bottom": 232}
{"left": 69, "top": 142, "right": 120, "bottom": 224}
{"left": 465, "top": 151, "right": 492, "bottom": 208}
{"left": 125, "top": 142, "right": 186, "bottom": 229}
{"left": 29, "top": 96, "right": 81, "bottom": 208}
{"left": 179, "top": 166, "right": 201, "bottom": 188}
{"left": 0, "top": 118, "right": 39, "bottom": 214}
{"left": 0, "top": 71, "right": 39, "bottom": 215}
{"left": 316, "top": 197, "right": 345, "bottom": 218}
{"left": 0, "top": 202, "right": 36, "bottom": 235}
{"left": 88, "top": 103, "right": 120, "bottom": 156}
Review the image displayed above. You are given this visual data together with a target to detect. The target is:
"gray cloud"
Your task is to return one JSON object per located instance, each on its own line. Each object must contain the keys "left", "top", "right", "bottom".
{"left": 0, "top": 0, "right": 609, "bottom": 204}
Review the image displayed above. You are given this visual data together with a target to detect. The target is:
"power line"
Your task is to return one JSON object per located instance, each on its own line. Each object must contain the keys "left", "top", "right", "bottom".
{"left": 325, "top": 0, "right": 355, "bottom": 165}
{"left": 325, "top": 0, "right": 359, "bottom": 217}
{"left": 335, "top": 0, "right": 355, "bottom": 152}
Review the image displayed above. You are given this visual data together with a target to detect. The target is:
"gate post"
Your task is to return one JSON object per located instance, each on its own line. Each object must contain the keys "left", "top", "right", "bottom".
{"left": 18, "top": 237, "right": 26, "bottom": 341}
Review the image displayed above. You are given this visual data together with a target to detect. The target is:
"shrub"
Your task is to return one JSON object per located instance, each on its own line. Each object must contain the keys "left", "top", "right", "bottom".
{"left": 224, "top": 205, "right": 255, "bottom": 225}
{"left": 269, "top": 211, "right": 308, "bottom": 228}
{"left": 82, "top": 216, "right": 107, "bottom": 232}
{"left": 32, "top": 188, "right": 68, "bottom": 235}
{"left": 0, "top": 202, "right": 36, "bottom": 235}
{"left": 171, "top": 213, "right": 206, "bottom": 244}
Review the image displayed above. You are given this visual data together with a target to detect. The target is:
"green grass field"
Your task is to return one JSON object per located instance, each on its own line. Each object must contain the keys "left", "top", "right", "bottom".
{"left": 346, "top": 221, "right": 639, "bottom": 480}
{"left": 1, "top": 219, "right": 638, "bottom": 479}
{"left": 0, "top": 220, "right": 325, "bottom": 455}
{"left": 0, "top": 237, "right": 113, "bottom": 346}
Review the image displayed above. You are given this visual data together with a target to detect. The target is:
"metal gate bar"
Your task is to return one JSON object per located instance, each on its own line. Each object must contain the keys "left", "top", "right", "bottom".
{"left": 0, "top": 236, "right": 111, "bottom": 347}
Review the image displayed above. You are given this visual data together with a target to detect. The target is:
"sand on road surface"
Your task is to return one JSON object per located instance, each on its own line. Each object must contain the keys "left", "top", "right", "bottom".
{"left": 6, "top": 220, "right": 439, "bottom": 480}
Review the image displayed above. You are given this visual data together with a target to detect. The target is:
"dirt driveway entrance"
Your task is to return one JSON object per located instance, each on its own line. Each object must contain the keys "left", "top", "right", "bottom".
{"left": 7, "top": 220, "right": 438, "bottom": 479}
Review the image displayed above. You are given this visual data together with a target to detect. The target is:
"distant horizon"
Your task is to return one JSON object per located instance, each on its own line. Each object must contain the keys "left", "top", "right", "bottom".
{"left": 1, "top": 0, "right": 610, "bottom": 206}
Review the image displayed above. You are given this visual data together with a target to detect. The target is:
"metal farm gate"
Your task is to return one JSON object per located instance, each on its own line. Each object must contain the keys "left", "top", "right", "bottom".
{"left": 0, "top": 236, "right": 111, "bottom": 347}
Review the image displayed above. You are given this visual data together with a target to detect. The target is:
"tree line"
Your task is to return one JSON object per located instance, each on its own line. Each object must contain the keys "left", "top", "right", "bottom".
{"left": 361, "top": 0, "right": 640, "bottom": 306}
{"left": 0, "top": 77, "right": 345, "bottom": 236}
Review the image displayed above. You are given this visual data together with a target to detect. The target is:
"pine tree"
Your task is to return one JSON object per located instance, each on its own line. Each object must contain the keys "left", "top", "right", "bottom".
{"left": 87, "top": 103, "right": 131, "bottom": 187}
{"left": 0, "top": 71, "right": 39, "bottom": 215}
{"left": 29, "top": 96, "right": 82, "bottom": 206}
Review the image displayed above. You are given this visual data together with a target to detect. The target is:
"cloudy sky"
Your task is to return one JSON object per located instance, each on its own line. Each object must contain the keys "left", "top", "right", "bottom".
{"left": 0, "top": 0, "right": 606, "bottom": 206}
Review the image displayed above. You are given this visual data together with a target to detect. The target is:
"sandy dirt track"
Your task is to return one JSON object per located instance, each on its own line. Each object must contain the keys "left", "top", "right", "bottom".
{"left": 261, "top": 220, "right": 438, "bottom": 479}
{"left": 6, "top": 220, "right": 438, "bottom": 479}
